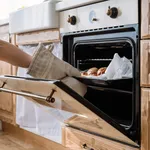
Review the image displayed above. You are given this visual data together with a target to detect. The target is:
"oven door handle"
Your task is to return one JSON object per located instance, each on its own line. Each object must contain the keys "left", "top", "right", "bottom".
{"left": 0, "top": 87, "right": 56, "bottom": 104}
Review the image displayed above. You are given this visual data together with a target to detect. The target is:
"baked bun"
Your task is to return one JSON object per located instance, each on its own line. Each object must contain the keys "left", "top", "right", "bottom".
{"left": 97, "top": 67, "right": 107, "bottom": 76}
{"left": 87, "top": 67, "right": 98, "bottom": 75}
{"left": 81, "top": 72, "right": 88, "bottom": 76}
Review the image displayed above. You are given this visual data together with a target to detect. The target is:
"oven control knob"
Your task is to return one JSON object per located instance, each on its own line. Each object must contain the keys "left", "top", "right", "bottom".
{"left": 67, "top": 15, "right": 77, "bottom": 25}
{"left": 107, "top": 6, "right": 118, "bottom": 18}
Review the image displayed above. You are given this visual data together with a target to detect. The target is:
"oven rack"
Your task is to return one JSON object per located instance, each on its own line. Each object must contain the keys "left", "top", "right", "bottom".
{"left": 74, "top": 77, "right": 132, "bottom": 92}
{"left": 89, "top": 86, "right": 132, "bottom": 94}
{"left": 77, "top": 59, "right": 132, "bottom": 62}
{"left": 78, "top": 59, "right": 112, "bottom": 61}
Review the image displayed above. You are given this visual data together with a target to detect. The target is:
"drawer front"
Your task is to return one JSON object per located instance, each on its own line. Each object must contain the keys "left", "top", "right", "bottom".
{"left": 140, "top": 40, "right": 150, "bottom": 87}
{"left": 141, "top": 88, "right": 150, "bottom": 150}
{"left": 141, "top": 0, "right": 150, "bottom": 39}
{"left": 16, "top": 29, "right": 60, "bottom": 45}
{"left": 62, "top": 127, "right": 139, "bottom": 150}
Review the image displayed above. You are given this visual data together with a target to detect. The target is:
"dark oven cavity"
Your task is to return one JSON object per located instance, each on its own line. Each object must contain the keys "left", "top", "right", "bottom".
{"left": 62, "top": 24, "right": 140, "bottom": 144}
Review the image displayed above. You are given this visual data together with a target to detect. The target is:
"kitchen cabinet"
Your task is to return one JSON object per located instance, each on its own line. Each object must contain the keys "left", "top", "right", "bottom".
{"left": 140, "top": 10, "right": 150, "bottom": 150}
{"left": 141, "top": 0, "right": 150, "bottom": 149}
{"left": 62, "top": 127, "right": 139, "bottom": 150}
{"left": 140, "top": 40, "right": 150, "bottom": 87}
{"left": 0, "top": 24, "right": 16, "bottom": 124}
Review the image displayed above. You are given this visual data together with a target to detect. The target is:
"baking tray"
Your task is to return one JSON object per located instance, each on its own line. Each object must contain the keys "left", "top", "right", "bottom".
{"left": 74, "top": 76, "right": 133, "bottom": 91}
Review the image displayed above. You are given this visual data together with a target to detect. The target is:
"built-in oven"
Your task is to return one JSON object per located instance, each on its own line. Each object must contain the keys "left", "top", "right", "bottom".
{"left": 62, "top": 24, "right": 140, "bottom": 146}
{"left": 59, "top": 0, "right": 140, "bottom": 147}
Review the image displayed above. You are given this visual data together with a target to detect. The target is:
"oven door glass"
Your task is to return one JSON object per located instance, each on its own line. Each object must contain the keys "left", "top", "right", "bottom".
{"left": 0, "top": 75, "right": 138, "bottom": 147}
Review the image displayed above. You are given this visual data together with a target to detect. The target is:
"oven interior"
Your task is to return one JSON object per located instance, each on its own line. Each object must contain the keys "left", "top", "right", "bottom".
{"left": 73, "top": 41, "right": 132, "bottom": 70}
{"left": 73, "top": 40, "right": 134, "bottom": 128}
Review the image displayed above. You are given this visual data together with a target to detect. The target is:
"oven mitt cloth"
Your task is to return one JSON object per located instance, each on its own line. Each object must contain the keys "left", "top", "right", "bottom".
{"left": 27, "top": 43, "right": 87, "bottom": 97}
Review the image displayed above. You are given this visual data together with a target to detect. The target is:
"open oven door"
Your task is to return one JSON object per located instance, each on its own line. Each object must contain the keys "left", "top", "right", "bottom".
{"left": 0, "top": 75, "right": 139, "bottom": 148}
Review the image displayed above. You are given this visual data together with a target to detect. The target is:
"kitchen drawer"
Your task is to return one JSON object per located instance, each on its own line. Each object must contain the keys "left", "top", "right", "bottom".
{"left": 140, "top": 40, "right": 150, "bottom": 87}
{"left": 62, "top": 127, "right": 139, "bottom": 150}
{"left": 141, "top": 88, "right": 150, "bottom": 150}
{"left": 141, "top": 0, "right": 150, "bottom": 39}
{"left": 16, "top": 29, "right": 60, "bottom": 45}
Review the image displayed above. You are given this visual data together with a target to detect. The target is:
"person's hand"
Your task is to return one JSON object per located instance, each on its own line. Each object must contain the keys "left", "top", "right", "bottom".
{"left": 27, "top": 43, "right": 80, "bottom": 80}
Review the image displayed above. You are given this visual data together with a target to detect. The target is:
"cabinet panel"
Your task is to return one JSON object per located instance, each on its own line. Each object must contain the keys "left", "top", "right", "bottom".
{"left": 141, "top": 0, "right": 150, "bottom": 39}
{"left": 62, "top": 127, "right": 139, "bottom": 150}
{"left": 141, "top": 88, "right": 150, "bottom": 150}
{"left": 140, "top": 40, "right": 150, "bottom": 87}
{"left": 16, "top": 29, "right": 60, "bottom": 45}
{"left": 0, "top": 26, "right": 15, "bottom": 124}
{"left": 0, "top": 61, "right": 13, "bottom": 122}
{"left": 0, "top": 61, "right": 13, "bottom": 112}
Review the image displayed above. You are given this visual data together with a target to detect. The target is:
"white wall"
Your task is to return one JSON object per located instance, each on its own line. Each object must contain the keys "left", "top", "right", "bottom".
{"left": 0, "top": 0, "right": 43, "bottom": 19}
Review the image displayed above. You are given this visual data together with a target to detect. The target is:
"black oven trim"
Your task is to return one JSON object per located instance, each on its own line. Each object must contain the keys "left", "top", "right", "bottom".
{"left": 62, "top": 24, "right": 140, "bottom": 146}
{"left": 61, "top": 24, "right": 138, "bottom": 39}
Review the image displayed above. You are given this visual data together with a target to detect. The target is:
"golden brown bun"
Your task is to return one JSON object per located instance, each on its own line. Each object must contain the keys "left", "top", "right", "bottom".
{"left": 87, "top": 67, "right": 98, "bottom": 75}
{"left": 81, "top": 72, "right": 88, "bottom": 76}
{"left": 97, "top": 67, "right": 107, "bottom": 76}
{"left": 81, "top": 67, "right": 107, "bottom": 77}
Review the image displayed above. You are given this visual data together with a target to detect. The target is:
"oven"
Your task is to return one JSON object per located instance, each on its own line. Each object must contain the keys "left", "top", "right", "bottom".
{"left": 62, "top": 24, "right": 140, "bottom": 143}
{"left": 59, "top": 0, "right": 140, "bottom": 147}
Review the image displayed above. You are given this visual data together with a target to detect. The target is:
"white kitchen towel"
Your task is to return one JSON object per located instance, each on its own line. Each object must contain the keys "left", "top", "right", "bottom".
{"left": 16, "top": 45, "right": 37, "bottom": 127}
{"left": 105, "top": 53, "right": 132, "bottom": 79}
{"left": 16, "top": 44, "right": 66, "bottom": 143}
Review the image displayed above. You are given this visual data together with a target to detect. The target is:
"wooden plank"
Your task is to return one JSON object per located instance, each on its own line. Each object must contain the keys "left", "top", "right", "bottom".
{"left": 140, "top": 40, "right": 150, "bottom": 87}
{"left": 62, "top": 127, "right": 66, "bottom": 147}
{"left": 10, "top": 34, "right": 16, "bottom": 45}
{"left": 11, "top": 34, "right": 17, "bottom": 125}
{"left": 0, "top": 132, "right": 46, "bottom": 150}
{"left": 0, "top": 110, "right": 14, "bottom": 124}
{"left": 16, "top": 29, "right": 60, "bottom": 45}
{"left": 0, "top": 28, "right": 14, "bottom": 124}
{"left": 141, "top": 88, "right": 150, "bottom": 150}
{"left": 141, "top": 0, "right": 150, "bottom": 39}
{"left": 0, "top": 134, "right": 26, "bottom": 150}
{"left": 2, "top": 122, "right": 71, "bottom": 150}
{"left": 0, "top": 61, "right": 13, "bottom": 113}
{"left": 63, "top": 127, "right": 139, "bottom": 150}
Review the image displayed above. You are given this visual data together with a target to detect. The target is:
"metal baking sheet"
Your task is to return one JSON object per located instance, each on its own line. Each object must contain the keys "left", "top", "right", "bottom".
{"left": 74, "top": 76, "right": 133, "bottom": 90}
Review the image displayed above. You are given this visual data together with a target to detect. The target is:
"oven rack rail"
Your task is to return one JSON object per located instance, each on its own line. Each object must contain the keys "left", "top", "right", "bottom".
{"left": 78, "top": 59, "right": 132, "bottom": 62}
